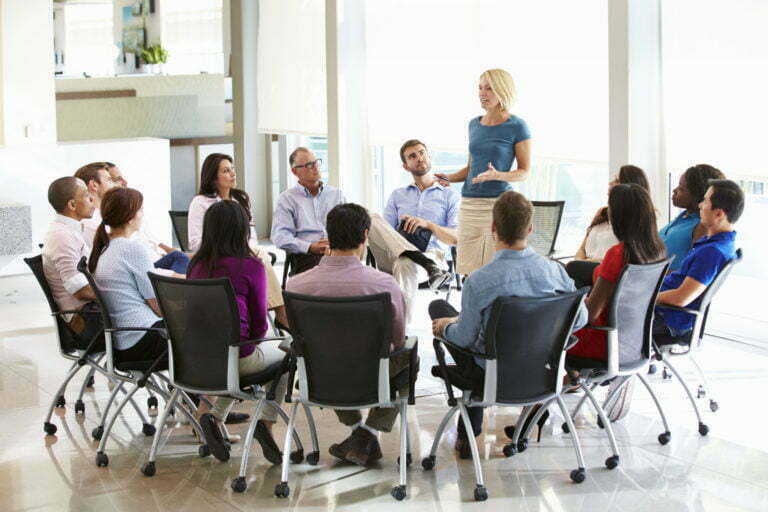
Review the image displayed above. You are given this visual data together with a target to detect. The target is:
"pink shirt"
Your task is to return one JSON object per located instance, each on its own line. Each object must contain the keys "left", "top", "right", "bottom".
{"left": 187, "top": 194, "right": 258, "bottom": 252}
{"left": 286, "top": 256, "right": 407, "bottom": 349}
{"left": 42, "top": 214, "right": 90, "bottom": 318}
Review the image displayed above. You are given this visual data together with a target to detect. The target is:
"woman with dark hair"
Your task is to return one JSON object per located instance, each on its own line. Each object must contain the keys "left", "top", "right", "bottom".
{"left": 187, "top": 200, "right": 287, "bottom": 464}
{"left": 90, "top": 188, "right": 166, "bottom": 363}
{"left": 187, "top": 153, "right": 289, "bottom": 328}
{"left": 567, "top": 183, "right": 667, "bottom": 362}
{"left": 659, "top": 164, "right": 725, "bottom": 270}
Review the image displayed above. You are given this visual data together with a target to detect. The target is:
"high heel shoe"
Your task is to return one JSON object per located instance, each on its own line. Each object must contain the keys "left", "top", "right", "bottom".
{"left": 504, "top": 405, "right": 550, "bottom": 442}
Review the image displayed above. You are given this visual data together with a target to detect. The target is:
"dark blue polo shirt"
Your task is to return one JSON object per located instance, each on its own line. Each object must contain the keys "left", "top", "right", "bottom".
{"left": 657, "top": 230, "right": 737, "bottom": 332}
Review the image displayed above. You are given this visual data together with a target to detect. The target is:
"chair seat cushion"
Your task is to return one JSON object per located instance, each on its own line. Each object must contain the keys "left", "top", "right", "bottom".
{"left": 565, "top": 355, "right": 608, "bottom": 371}
{"left": 115, "top": 359, "right": 169, "bottom": 373}
{"left": 239, "top": 361, "right": 286, "bottom": 389}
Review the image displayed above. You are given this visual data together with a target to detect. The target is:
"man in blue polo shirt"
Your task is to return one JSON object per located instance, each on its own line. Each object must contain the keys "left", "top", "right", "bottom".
{"left": 655, "top": 179, "right": 744, "bottom": 335}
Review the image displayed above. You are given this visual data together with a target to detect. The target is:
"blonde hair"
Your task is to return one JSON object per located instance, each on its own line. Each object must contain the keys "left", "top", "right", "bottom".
{"left": 480, "top": 68, "right": 517, "bottom": 113}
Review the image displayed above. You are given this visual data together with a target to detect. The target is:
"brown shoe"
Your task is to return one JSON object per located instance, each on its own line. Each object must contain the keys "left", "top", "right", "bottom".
{"left": 328, "top": 432, "right": 357, "bottom": 461}
{"left": 345, "top": 427, "right": 382, "bottom": 466}
{"left": 454, "top": 437, "right": 472, "bottom": 459}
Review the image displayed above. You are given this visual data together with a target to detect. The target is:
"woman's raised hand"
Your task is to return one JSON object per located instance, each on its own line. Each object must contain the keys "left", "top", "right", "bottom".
{"left": 471, "top": 162, "right": 501, "bottom": 183}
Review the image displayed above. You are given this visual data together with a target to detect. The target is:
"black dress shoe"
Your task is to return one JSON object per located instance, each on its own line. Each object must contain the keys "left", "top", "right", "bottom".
{"left": 254, "top": 420, "right": 283, "bottom": 464}
{"left": 199, "top": 413, "right": 230, "bottom": 462}
{"left": 329, "top": 432, "right": 357, "bottom": 461}
{"left": 225, "top": 412, "right": 250, "bottom": 425}
{"left": 345, "top": 428, "right": 382, "bottom": 466}
{"left": 454, "top": 437, "right": 472, "bottom": 459}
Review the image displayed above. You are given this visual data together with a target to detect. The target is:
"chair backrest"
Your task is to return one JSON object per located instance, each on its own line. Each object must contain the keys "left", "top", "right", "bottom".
{"left": 483, "top": 289, "right": 587, "bottom": 404}
{"left": 530, "top": 201, "right": 565, "bottom": 257}
{"left": 691, "top": 248, "right": 743, "bottom": 344}
{"left": 606, "top": 259, "right": 671, "bottom": 372}
{"left": 148, "top": 273, "right": 240, "bottom": 392}
{"left": 283, "top": 291, "right": 393, "bottom": 407}
{"left": 168, "top": 210, "right": 189, "bottom": 252}
{"left": 23, "top": 255, "right": 79, "bottom": 353}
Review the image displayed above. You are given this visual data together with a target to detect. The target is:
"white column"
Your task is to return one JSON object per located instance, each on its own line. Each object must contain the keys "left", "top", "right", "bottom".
{"left": 230, "top": 0, "right": 271, "bottom": 237}
{"left": 608, "top": 0, "right": 666, "bottom": 218}
{"left": 325, "top": 0, "right": 370, "bottom": 205}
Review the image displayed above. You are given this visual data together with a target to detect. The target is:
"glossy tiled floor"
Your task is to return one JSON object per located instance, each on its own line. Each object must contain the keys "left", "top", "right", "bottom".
{"left": 2, "top": 272, "right": 768, "bottom": 511}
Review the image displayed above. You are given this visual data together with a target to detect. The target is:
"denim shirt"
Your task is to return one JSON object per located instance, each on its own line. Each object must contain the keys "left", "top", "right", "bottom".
{"left": 443, "top": 247, "right": 587, "bottom": 367}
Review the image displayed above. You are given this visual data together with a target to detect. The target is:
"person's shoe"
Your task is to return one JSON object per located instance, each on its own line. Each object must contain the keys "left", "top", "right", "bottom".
{"left": 253, "top": 420, "right": 283, "bottom": 465}
{"left": 225, "top": 412, "right": 250, "bottom": 425}
{"left": 504, "top": 405, "right": 549, "bottom": 442}
{"left": 329, "top": 432, "right": 357, "bottom": 461}
{"left": 345, "top": 427, "right": 382, "bottom": 466}
{"left": 454, "top": 437, "right": 472, "bottom": 459}
{"left": 427, "top": 266, "right": 452, "bottom": 292}
{"left": 199, "top": 413, "right": 230, "bottom": 462}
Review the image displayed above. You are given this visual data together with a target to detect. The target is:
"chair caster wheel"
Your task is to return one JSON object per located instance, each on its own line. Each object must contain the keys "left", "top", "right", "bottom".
{"left": 570, "top": 468, "right": 586, "bottom": 483}
{"left": 391, "top": 485, "right": 406, "bottom": 501}
{"left": 147, "top": 396, "right": 159, "bottom": 409}
{"left": 306, "top": 451, "right": 320, "bottom": 466}
{"left": 55, "top": 395, "right": 66, "bottom": 408}
{"left": 92, "top": 426, "right": 104, "bottom": 441}
{"left": 662, "top": 368, "right": 672, "bottom": 380}
{"left": 44, "top": 422, "right": 57, "bottom": 436}
{"left": 605, "top": 455, "right": 619, "bottom": 470}
{"left": 274, "top": 482, "right": 290, "bottom": 498}
{"left": 141, "top": 462, "right": 156, "bottom": 477}
{"left": 231, "top": 477, "right": 247, "bottom": 493}
{"left": 658, "top": 431, "right": 671, "bottom": 445}
{"left": 142, "top": 423, "right": 156, "bottom": 436}
{"left": 502, "top": 443, "right": 516, "bottom": 457}
{"left": 648, "top": 363, "right": 657, "bottom": 375}
{"left": 74, "top": 399, "right": 85, "bottom": 414}
{"left": 517, "top": 438, "right": 528, "bottom": 453}
{"left": 290, "top": 449, "right": 304, "bottom": 464}
{"left": 710, "top": 400, "right": 719, "bottom": 412}
{"left": 86, "top": 375, "right": 95, "bottom": 388}
{"left": 198, "top": 444, "right": 210, "bottom": 457}
{"left": 698, "top": 423, "right": 709, "bottom": 436}
{"left": 421, "top": 455, "right": 435, "bottom": 470}
{"left": 474, "top": 485, "right": 488, "bottom": 501}
{"left": 397, "top": 454, "right": 412, "bottom": 466}
{"left": 96, "top": 451, "right": 109, "bottom": 467}
{"left": 561, "top": 422, "right": 570, "bottom": 434}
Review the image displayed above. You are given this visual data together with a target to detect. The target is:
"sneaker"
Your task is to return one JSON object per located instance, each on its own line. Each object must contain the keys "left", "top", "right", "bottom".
{"left": 345, "top": 427, "right": 382, "bottom": 466}
{"left": 253, "top": 420, "right": 282, "bottom": 465}
{"left": 604, "top": 376, "right": 635, "bottom": 422}
{"left": 427, "top": 267, "right": 452, "bottom": 292}
{"left": 199, "top": 413, "right": 230, "bottom": 462}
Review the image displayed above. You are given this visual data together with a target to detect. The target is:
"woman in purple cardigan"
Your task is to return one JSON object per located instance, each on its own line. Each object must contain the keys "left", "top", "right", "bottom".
{"left": 188, "top": 200, "right": 286, "bottom": 464}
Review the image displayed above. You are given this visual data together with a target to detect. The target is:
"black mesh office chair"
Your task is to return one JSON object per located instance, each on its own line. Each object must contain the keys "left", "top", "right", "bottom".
{"left": 168, "top": 210, "right": 190, "bottom": 252}
{"left": 563, "top": 259, "right": 672, "bottom": 458}
{"left": 530, "top": 200, "right": 565, "bottom": 257}
{"left": 146, "top": 273, "right": 309, "bottom": 488}
{"left": 423, "top": 289, "right": 588, "bottom": 501}
{"left": 24, "top": 255, "right": 109, "bottom": 435}
{"left": 652, "top": 249, "right": 742, "bottom": 437}
{"left": 277, "top": 291, "right": 418, "bottom": 501}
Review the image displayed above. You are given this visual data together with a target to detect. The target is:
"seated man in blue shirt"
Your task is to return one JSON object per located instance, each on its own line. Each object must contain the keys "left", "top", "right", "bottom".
{"left": 430, "top": 190, "right": 587, "bottom": 458}
{"left": 271, "top": 147, "right": 346, "bottom": 275}
{"left": 367, "top": 139, "right": 458, "bottom": 320}
{"left": 655, "top": 178, "right": 743, "bottom": 336}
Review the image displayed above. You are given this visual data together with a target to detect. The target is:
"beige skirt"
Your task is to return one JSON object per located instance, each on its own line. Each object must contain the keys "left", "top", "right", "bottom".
{"left": 457, "top": 197, "right": 497, "bottom": 275}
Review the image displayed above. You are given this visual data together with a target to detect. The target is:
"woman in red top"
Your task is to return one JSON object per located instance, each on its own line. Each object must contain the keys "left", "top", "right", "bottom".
{"left": 568, "top": 183, "right": 666, "bottom": 361}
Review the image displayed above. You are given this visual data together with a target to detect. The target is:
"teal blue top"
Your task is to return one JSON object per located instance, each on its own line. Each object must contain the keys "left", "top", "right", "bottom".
{"left": 659, "top": 210, "right": 700, "bottom": 271}
{"left": 461, "top": 115, "right": 531, "bottom": 198}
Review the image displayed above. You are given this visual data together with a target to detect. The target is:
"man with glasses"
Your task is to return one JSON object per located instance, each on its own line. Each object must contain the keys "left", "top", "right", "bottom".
{"left": 271, "top": 147, "right": 346, "bottom": 275}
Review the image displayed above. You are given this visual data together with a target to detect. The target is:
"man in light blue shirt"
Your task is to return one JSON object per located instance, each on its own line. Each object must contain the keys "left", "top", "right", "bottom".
{"left": 368, "top": 139, "right": 458, "bottom": 320}
{"left": 430, "top": 190, "right": 587, "bottom": 458}
{"left": 271, "top": 147, "right": 346, "bottom": 275}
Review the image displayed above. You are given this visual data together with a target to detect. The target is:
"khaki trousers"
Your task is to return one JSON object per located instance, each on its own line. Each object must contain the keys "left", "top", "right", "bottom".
{"left": 253, "top": 248, "right": 284, "bottom": 308}
{"left": 456, "top": 197, "right": 497, "bottom": 275}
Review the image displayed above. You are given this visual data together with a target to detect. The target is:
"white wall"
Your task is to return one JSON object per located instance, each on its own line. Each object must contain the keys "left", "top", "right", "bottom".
{"left": 0, "top": 138, "right": 172, "bottom": 276}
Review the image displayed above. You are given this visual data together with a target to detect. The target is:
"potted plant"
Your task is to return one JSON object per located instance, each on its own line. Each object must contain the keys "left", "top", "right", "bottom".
{"left": 141, "top": 44, "right": 169, "bottom": 74}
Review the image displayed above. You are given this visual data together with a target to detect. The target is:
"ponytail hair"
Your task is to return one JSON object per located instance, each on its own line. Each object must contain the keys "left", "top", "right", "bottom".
{"left": 88, "top": 187, "right": 144, "bottom": 273}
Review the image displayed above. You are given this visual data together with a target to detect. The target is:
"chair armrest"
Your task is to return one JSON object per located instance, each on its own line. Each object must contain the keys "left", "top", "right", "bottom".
{"left": 434, "top": 336, "right": 490, "bottom": 360}
{"left": 105, "top": 327, "right": 167, "bottom": 336}
{"left": 53, "top": 309, "right": 101, "bottom": 317}
{"left": 581, "top": 324, "right": 616, "bottom": 332}
{"left": 657, "top": 303, "right": 700, "bottom": 315}
{"left": 231, "top": 336, "right": 288, "bottom": 347}
{"left": 564, "top": 335, "right": 579, "bottom": 351}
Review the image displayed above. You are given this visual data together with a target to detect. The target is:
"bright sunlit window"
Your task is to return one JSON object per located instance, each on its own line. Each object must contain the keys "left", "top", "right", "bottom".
{"left": 163, "top": 0, "right": 224, "bottom": 74}
{"left": 59, "top": 3, "right": 115, "bottom": 76}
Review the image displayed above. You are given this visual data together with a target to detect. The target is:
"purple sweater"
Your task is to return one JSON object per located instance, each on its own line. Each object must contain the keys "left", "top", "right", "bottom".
{"left": 188, "top": 256, "right": 268, "bottom": 358}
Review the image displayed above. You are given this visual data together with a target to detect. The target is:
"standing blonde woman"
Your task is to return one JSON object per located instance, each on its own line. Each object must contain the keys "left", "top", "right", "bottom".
{"left": 436, "top": 69, "right": 531, "bottom": 275}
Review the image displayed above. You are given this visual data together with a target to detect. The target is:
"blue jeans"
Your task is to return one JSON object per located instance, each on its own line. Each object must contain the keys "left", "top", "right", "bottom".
{"left": 154, "top": 250, "right": 190, "bottom": 274}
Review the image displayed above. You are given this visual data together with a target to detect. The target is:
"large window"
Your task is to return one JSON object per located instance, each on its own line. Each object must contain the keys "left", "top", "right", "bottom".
{"left": 663, "top": 0, "right": 768, "bottom": 345}
{"left": 162, "top": 0, "right": 224, "bottom": 75}
{"left": 56, "top": 3, "right": 115, "bottom": 77}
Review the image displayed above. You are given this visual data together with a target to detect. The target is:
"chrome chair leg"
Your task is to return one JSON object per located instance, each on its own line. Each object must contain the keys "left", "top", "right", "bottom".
{"left": 556, "top": 396, "right": 586, "bottom": 483}
{"left": 91, "top": 381, "right": 124, "bottom": 441}
{"left": 95, "top": 384, "right": 142, "bottom": 467}
{"left": 457, "top": 402, "right": 485, "bottom": 488}
{"left": 392, "top": 399, "right": 409, "bottom": 500}
{"left": 273, "top": 400, "right": 304, "bottom": 455}
{"left": 427, "top": 405, "right": 459, "bottom": 458}
{"left": 637, "top": 373, "right": 672, "bottom": 444}
{"left": 274, "top": 401, "right": 300, "bottom": 498}
{"left": 142, "top": 388, "right": 180, "bottom": 476}
{"left": 302, "top": 403, "right": 320, "bottom": 462}
{"left": 581, "top": 384, "right": 620, "bottom": 468}
{"left": 657, "top": 356, "right": 708, "bottom": 435}
{"left": 230, "top": 398, "right": 267, "bottom": 493}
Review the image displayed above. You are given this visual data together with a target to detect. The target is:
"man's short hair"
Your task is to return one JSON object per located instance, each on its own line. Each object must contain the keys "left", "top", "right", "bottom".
{"left": 288, "top": 147, "right": 310, "bottom": 167}
{"left": 708, "top": 179, "right": 745, "bottom": 224}
{"left": 326, "top": 203, "right": 371, "bottom": 250}
{"left": 493, "top": 191, "right": 533, "bottom": 244}
{"left": 74, "top": 162, "right": 109, "bottom": 187}
{"left": 399, "top": 139, "right": 427, "bottom": 164}
{"left": 48, "top": 177, "right": 82, "bottom": 213}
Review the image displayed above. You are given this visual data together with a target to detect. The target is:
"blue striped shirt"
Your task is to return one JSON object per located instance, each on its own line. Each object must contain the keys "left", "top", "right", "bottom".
{"left": 383, "top": 182, "right": 459, "bottom": 253}
{"left": 271, "top": 183, "right": 346, "bottom": 254}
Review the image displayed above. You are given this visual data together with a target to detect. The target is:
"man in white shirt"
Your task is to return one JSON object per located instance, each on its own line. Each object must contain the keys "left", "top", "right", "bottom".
{"left": 42, "top": 177, "right": 103, "bottom": 348}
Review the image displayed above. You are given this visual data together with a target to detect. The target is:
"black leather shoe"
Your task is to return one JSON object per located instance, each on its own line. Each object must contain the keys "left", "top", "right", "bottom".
{"left": 329, "top": 432, "right": 357, "bottom": 461}
{"left": 254, "top": 420, "right": 282, "bottom": 465}
{"left": 345, "top": 428, "right": 382, "bottom": 466}
{"left": 199, "top": 413, "right": 230, "bottom": 462}
{"left": 225, "top": 412, "right": 250, "bottom": 425}
{"left": 454, "top": 437, "right": 472, "bottom": 459}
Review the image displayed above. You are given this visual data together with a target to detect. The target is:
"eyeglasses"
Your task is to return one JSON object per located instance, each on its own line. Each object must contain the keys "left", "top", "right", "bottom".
{"left": 293, "top": 158, "right": 323, "bottom": 170}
